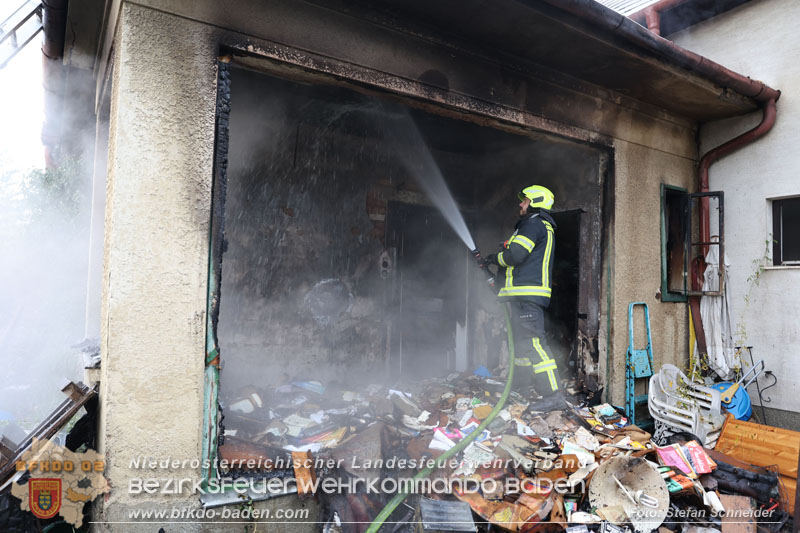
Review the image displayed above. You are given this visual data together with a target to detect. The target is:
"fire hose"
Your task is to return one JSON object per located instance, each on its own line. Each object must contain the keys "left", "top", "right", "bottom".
{"left": 365, "top": 298, "right": 516, "bottom": 533}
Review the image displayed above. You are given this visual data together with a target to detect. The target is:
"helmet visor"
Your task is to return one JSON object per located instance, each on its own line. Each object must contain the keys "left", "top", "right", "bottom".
{"left": 518, "top": 191, "right": 545, "bottom": 205}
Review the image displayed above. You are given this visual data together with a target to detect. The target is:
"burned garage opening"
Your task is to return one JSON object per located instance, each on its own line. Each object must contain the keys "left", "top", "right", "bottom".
{"left": 213, "top": 59, "right": 606, "bottom": 439}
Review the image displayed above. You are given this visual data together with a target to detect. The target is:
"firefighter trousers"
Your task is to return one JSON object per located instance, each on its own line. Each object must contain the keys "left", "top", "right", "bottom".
{"left": 508, "top": 300, "right": 561, "bottom": 396}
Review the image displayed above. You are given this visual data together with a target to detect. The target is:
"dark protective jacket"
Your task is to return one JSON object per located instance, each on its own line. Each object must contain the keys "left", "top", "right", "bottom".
{"left": 496, "top": 210, "right": 557, "bottom": 307}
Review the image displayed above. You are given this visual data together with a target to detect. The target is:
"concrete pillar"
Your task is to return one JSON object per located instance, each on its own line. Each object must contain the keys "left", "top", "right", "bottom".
{"left": 97, "top": 4, "right": 217, "bottom": 527}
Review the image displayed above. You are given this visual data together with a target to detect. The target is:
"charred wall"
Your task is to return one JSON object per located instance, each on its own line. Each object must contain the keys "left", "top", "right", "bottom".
{"left": 219, "top": 67, "right": 395, "bottom": 390}
{"left": 217, "top": 64, "right": 605, "bottom": 403}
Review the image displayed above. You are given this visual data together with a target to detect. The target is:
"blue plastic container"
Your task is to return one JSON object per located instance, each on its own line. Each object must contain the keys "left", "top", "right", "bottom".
{"left": 711, "top": 382, "right": 752, "bottom": 420}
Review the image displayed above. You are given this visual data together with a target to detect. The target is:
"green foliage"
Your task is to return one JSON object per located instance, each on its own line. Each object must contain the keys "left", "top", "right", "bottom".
{"left": 733, "top": 235, "right": 774, "bottom": 346}
{"left": 687, "top": 237, "right": 772, "bottom": 381}
{"left": 22, "top": 157, "right": 86, "bottom": 226}
{"left": 688, "top": 349, "right": 710, "bottom": 382}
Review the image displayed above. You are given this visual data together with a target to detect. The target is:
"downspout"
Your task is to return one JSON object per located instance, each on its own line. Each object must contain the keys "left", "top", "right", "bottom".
{"left": 630, "top": 0, "right": 690, "bottom": 36}
{"left": 690, "top": 97, "right": 778, "bottom": 356}
{"left": 41, "top": 0, "right": 69, "bottom": 169}
{"left": 697, "top": 99, "right": 778, "bottom": 252}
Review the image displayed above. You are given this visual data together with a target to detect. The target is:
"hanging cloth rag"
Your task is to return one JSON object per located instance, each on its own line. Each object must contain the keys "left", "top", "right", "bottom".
{"left": 697, "top": 240, "right": 737, "bottom": 380}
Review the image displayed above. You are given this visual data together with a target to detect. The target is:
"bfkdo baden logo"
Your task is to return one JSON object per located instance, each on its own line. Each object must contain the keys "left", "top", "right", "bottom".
{"left": 11, "top": 438, "right": 110, "bottom": 527}
{"left": 29, "top": 478, "right": 62, "bottom": 519}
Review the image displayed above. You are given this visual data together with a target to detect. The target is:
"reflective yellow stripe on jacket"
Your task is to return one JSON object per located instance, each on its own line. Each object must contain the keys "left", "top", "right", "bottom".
{"left": 498, "top": 252, "right": 509, "bottom": 267}
{"left": 498, "top": 286, "right": 552, "bottom": 297}
{"left": 509, "top": 235, "right": 534, "bottom": 252}
{"left": 498, "top": 221, "right": 554, "bottom": 298}
{"left": 541, "top": 221, "right": 554, "bottom": 289}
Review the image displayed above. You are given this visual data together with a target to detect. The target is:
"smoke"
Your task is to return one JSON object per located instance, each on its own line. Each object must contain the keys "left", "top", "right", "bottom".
{"left": 0, "top": 42, "right": 97, "bottom": 434}
{"left": 215, "top": 68, "right": 487, "bottom": 412}
{"left": 214, "top": 64, "right": 604, "bottom": 428}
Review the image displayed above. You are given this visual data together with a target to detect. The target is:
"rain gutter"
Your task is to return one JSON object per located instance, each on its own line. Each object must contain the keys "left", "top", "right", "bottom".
{"left": 533, "top": 0, "right": 780, "bottom": 103}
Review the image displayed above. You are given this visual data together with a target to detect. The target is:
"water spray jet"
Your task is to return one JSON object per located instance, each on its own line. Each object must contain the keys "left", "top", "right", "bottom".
{"left": 365, "top": 113, "right": 516, "bottom": 533}
{"left": 394, "top": 111, "right": 476, "bottom": 252}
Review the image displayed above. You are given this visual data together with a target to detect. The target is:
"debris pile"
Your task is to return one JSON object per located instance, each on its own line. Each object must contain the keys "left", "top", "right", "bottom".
{"left": 221, "top": 370, "right": 792, "bottom": 533}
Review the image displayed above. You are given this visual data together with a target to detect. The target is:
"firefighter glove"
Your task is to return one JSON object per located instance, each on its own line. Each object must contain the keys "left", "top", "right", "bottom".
{"left": 485, "top": 253, "right": 500, "bottom": 266}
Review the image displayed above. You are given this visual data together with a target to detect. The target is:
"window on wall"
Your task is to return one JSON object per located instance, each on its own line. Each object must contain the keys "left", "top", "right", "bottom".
{"left": 660, "top": 184, "right": 688, "bottom": 301}
{"left": 773, "top": 197, "right": 800, "bottom": 265}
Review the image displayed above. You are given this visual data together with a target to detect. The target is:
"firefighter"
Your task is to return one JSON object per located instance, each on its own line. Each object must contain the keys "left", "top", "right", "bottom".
{"left": 486, "top": 185, "right": 561, "bottom": 397}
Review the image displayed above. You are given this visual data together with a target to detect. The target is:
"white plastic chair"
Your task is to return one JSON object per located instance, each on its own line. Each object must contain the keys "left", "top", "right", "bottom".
{"left": 648, "top": 375, "right": 695, "bottom": 433}
{"left": 658, "top": 364, "right": 721, "bottom": 414}
{"left": 647, "top": 372, "right": 723, "bottom": 447}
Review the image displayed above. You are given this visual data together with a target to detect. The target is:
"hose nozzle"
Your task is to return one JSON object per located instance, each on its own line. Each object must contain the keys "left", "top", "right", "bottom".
{"left": 471, "top": 248, "right": 495, "bottom": 288}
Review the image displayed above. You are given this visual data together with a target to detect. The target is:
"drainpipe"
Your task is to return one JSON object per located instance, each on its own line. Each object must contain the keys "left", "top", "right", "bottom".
{"left": 697, "top": 98, "right": 778, "bottom": 256}
{"left": 41, "top": 0, "right": 68, "bottom": 169}
{"left": 629, "top": 0, "right": 689, "bottom": 36}
{"left": 689, "top": 98, "right": 778, "bottom": 356}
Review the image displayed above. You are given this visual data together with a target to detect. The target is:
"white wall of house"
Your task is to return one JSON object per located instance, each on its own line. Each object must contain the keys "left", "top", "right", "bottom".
{"left": 671, "top": 0, "right": 800, "bottom": 414}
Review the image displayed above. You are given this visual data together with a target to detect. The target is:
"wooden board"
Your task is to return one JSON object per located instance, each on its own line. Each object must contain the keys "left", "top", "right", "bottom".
{"left": 716, "top": 415, "right": 800, "bottom": 479}
{"left": 719, "top": 495, "right": 755, "bottom": 533}
{"left": 714, "top": 414, "right": 800, "bottom": 516}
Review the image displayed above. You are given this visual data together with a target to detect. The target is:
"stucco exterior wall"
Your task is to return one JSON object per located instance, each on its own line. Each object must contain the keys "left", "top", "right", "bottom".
{"left": 97, "top": 4, "right": 216, "bottom": 528}
{"left": 95, "top": 2, "right": 698, "bottom": 528}
{"left": 603, "top": 141, "right": 695, "bottom": 406}
{"left": 671, "top": 0, "right": 800, "bottom": 414}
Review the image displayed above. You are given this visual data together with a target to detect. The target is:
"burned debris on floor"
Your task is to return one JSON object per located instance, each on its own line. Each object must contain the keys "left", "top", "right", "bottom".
{"left": 221, "top": 369, "right": 795, "bottom": 533}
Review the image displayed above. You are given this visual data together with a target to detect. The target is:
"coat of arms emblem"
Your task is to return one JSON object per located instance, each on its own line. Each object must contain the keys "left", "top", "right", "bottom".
{"left": 29, "top": 478, "right": 62, "bottom": 519}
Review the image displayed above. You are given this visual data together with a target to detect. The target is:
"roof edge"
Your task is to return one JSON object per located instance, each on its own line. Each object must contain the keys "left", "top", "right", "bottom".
{"left": 533, "top": 0, "right": 780, "bottom": 104}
